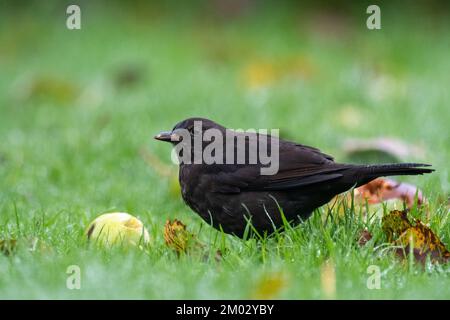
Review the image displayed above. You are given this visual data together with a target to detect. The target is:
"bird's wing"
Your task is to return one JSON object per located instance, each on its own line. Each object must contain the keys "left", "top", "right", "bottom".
{"left": 209, "top": 138, "right": 347, "bottom": 193}
{"left": 292, "top": 143, "right": 334, "bottom": 161}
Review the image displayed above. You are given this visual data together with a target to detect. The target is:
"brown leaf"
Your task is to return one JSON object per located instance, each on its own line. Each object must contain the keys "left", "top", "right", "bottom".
{"left": 395, "top": 221, "right": 450, "bottom": 264}
{"left": 307, "top": 9, "right": 351, "bottom": 40}
{"left": 331, "top": 178, "right": 426, "bottom": 215}
{"left": 0, "top": 239, "right": 17, "bottom": 256}
{"left": 214, "top": 250, "right": 223, "bottom": 262}
{"left": 113, "top": 65, "right": 144, "bottom": 89}
{"left": 381, "top": 209, "right": 413, "bottom": 242}
{"left": 164, "top": 219, "right": 218, "bottom": 260}
{"left": 358, "top": 229, "right": 373, "bottom": 246}
{"left": 164, "top": 219, "right": 190, "bottom": 254}
{"left": 356, "top": 178, "right": 425, "bottom": 208}
{"left": 382, "top": 210, "right": 450, "bottom": 264}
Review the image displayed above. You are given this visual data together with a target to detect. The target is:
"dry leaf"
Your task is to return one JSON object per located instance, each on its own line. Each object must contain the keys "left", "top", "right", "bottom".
{"left": 113, "top": 64, "right": 144, "bottom": 89}
{"left": 213, "top": 249, "right": 223, "bottom": 262}
{"left": 164, "top": 219, "right": 190, "bottom": 254}
{"left": 28, "top": 237, "right": 54, "bottom": 255}
{"left": 382, "top": 209, "right": 413, "bottom": 242}
{"left": 164, "top": 219, "right": 218, "bottom": 261}
{"left": 382, "top": 210, "right": 450, "bottom": 264}
{"left": 0, "top": 239, "right": 17, "bottom": 256}
{"left": 358, "top": 229, "right": 373, "bottom": 246}
{"left": 307, "top": 10, "right": 351, "bottom": 40}
{"left": 332, "top": 178, "right": 426, "bottom": 215}
{"left": 14, "top": 75, "right": 79, "bottom": 104}
{"left": 395, "top": 221, "right": 450, "bottom": 264}
{"left": 356, "top": 178, "right": 425, "bottom": 208}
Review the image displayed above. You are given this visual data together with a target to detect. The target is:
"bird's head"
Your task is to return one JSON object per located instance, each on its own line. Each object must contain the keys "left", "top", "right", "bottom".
{"left": 154, "top": 117, "right": 224, "bottom": 145}
{"left": 155, "top": 117, "right": 281, "bottom": 174}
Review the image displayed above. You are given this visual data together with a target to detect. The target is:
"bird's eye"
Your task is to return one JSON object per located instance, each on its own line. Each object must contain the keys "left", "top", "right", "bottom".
{"left": 186, "top": 125, "right": 202, "bottom": 136}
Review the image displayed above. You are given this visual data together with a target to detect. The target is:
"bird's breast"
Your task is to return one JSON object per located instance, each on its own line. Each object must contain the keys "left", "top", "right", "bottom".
{"left": 178, "top": 165, "right": 203, "bottom": 211}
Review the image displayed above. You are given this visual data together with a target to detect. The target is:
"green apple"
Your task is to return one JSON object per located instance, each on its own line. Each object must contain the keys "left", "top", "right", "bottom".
{"left": 86, "top": 212, "right": 150, "bottom": 247}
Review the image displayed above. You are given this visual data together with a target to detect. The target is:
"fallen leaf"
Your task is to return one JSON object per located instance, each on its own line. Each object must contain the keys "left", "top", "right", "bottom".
{"left": 113, "top": 64, "right": 145, "bottom": 89}
{"left": 14, "top": 75, "right": 79, "bottom": 104}
{"left": 306, "top": 9, "right": 351, "bottom": 40}
{"left": 395, "top": 221, "right": 450, "bottom": 264}
{"left": 28, "top": 237, "right": 53, "bottom": 255}
{"left": 251, "top": 272, "right": 287, "bottom": 299}
{"left": 382, "top": 210, "right": 450, "bottom": 264}
{"left": 214, "top": 249, "right": 223, "bottom": 262}
{"left": 356, "top": 178, "right": 425, "bottom": 208}
{"left": 332, "top": 178, "right": 426, "bottom": 215}
{"left": 358, "top": 229, "right": 373, "bottom": 246}
{"left": 0, "top": 239, "right": 17, "bottom": 256}
{"left": 164, "top": 219, "right": 190, "bottom": 254}
{"left": 381, "top": 209, "right": 413, "bottom": 242}
{"left": 164, "top": 219, "right": 220, "bottom": 261}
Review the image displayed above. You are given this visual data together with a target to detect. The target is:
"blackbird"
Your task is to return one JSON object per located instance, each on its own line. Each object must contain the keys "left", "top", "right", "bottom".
{"left": 155, "top": 118, "right": 433, "bottom": 238}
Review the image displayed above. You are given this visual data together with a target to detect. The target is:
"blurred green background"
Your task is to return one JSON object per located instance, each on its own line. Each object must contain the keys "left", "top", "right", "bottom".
{"left": 0, "top": 0, "right": 449, "bottom": 299}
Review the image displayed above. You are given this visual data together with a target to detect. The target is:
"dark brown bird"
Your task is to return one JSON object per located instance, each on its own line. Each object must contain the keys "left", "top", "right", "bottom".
{"left": 155, "top": 118, "right": 433, "bottom": 238}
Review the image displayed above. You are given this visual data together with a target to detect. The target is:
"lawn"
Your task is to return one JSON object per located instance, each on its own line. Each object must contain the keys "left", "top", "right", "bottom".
{"left": 0, "top": 2, "right": 449, "bottom": 299}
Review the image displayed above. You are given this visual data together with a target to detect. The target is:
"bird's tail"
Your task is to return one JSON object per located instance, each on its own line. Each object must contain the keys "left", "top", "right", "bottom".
{"left": 349, "top": 163, "right": 434, "bottom": 186}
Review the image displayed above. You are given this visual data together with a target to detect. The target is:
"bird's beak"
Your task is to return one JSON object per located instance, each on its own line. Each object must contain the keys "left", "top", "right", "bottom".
{"left": 154, "top": 131, "right": 182, "bottom": 142}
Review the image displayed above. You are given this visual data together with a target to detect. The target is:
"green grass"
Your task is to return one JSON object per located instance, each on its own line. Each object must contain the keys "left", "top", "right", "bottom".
{"left": 0, "top": 2, "right": 449, "bottom": 299}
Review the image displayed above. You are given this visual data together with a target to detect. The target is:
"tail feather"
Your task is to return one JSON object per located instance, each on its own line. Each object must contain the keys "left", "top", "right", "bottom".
{"left": 352, "top": 163, "right": 434, "bottom": 185}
